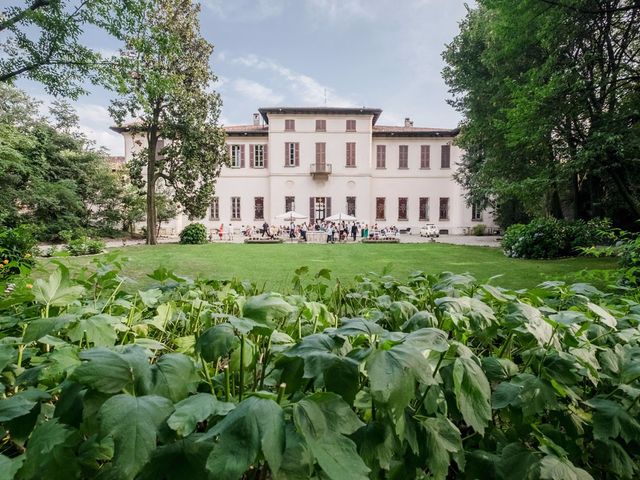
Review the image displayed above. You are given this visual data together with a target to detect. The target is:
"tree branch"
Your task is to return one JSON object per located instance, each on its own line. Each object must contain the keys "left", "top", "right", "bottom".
{"left": 0, "top": 0, "right": 52, "bottom": 32}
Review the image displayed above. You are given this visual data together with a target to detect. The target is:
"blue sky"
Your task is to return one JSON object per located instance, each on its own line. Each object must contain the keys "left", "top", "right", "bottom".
{"left": 16, "top": 0, "right": 470, "bottom": 155}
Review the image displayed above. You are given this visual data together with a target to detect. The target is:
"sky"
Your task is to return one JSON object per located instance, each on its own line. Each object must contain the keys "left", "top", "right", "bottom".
{"left": 16, "top": 0, "right": 470, "bottom": 156}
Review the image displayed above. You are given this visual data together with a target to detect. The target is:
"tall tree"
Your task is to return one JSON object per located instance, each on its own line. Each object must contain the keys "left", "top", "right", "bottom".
{"left": 109, "top": 0, "right": 227, "bottom": 245}
{"left": 443, "top": 0, "right": 640, "bottom": 227}
{"left": 0, "top": 0, "right": 145, "bottom": 98}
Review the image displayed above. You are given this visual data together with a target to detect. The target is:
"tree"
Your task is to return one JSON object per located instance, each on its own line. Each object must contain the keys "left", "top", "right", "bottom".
{"left": 0, "top": 84, "right": 126, "bottom": 239}
{"left": 109, "top": 0, "right": 228, "bottom": 245}
{"left": 443, "top": 0, "right": 640, "bottom": 228}
{"left": 0, "top": 0, "right": 145, "bottom": 97}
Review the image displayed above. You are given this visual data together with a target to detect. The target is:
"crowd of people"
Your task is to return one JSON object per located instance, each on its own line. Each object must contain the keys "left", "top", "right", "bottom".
{"left": 208, "top": 221, "right": 402, "bottom": 243}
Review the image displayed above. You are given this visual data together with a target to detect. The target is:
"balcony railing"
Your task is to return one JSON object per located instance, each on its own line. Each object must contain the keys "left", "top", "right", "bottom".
{"left": 310, "top": 163, "right": 332, "bottom": 177}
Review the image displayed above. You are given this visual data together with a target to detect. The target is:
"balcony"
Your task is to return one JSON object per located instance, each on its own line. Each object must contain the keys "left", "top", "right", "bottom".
{"left": 310, "top": 163, "right": 332, "bottom": 179}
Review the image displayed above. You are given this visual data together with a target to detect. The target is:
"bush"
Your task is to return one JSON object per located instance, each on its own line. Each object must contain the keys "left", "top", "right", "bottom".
{"left": 472, "top": 224, "right": 486, "bottom": 236}
{"left": 65, "top": 236, "right": 106, "bottom": 256}
{"left": 502, "top": 217, "right": 611, "bottom": 259}
{"left": 179, "top": 223, "right": 208, "bottom": 244}
{"left": 0, "top": 225, "right": 38, "bottom": 277}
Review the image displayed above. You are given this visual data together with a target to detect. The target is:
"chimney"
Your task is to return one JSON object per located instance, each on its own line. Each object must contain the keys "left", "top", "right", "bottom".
{"left": 404, "top": 117, "right": 413, "bottom": 127}
{"left": 253, "top": 113, "right": 261, "bottom": 126}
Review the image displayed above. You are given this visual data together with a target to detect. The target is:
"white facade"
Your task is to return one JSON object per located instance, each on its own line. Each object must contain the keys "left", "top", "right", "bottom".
{"left": 116, "top": 107, "right": 495, "bottom": 235}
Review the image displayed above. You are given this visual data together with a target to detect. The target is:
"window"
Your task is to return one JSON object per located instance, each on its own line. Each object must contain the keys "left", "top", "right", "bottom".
{"left": 285, "top": 119, "right": 295, "bottom": 131}
{"left": 398, "top": 197, "right": 408, "bottom": 220}
{"left": 376, "top": 145, "right": 386, "bottom": 169}
{"left": 230, "top": 145, "right": 242, "bottom": 168}
{"left": 315, "top": 142, "right": 326, "bottom": 166}
{"left": 472, "top": 202, "right": 483, "bottom": 221}
{"left": 441, "top": 145, "right": 451, "bottom": 169}
{"left": 399, "top": 145, "right": 408, "bottom": 169}
{"left": 285, "top": 142, "right": 299, "bottom": 167}
{"left": 254, "top": 197, "right": 264, "bottom": 220}
{"left": 376, "top": 197, "right": 385, "bottom": 220}
{"left": 315, "top": 119, "right": 326, "bottom": 132}
{"left": 420, "top": 145, "right": 431, "bottom": 169}
{"left": 231, "top": 197, "right": 241, "bottom": 220}
{"left": 346, "top": 196, "right": 356, "bottom": 216}
{"left": 253, "top": 144, "right": 264, "bottom": 168}
{"left": 311, "top": 197, "right": 329, "bottom": 222}
{"left": 419, "top": 197, "right": 429, "bottom": 221}
{"left": 285, "top": 196, "right": 295, "bottom": 212}
{"left": 346, "top": 142, "right": 356, "bottom": 167}
{"left": 439, "top": 197, "right": 449, "bottom": 221}
{"left": 346, "top": 119, "right": 356, "bottom": 132}
{"left": 209, "top": 197, "right": 219, "bottom": 221}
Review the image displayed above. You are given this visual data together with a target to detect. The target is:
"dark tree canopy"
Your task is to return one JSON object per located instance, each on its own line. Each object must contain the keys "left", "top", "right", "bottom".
{"left": 443, "top": 0, "right": 640, "bottom": 228}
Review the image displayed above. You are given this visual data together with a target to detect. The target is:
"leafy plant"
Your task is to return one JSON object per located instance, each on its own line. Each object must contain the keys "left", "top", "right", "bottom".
{"left": 1, "top": 259, "right": 639, "bottom": 479}
{"left": 179, "top": 223, "right": 208, "bottom": 245}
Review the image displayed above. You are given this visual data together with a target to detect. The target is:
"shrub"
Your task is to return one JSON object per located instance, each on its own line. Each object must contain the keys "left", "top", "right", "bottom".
{"left": 472, "top": 224, "right": 486, "bottom": 236}
{"left": 65, "top": 236, "right": 106, "bottom": 256}
{"left": 502, "top": 217, "right": 611, "bottom": 259}
{"left": 0, "top": 225, "right": 38, "bottom": 277}
{"left": 179, "top": 223, "right": 208, "bottom": 244}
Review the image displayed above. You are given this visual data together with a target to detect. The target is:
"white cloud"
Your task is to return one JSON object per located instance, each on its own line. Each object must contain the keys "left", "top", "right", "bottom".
{"left": 231, "top": 54, "right": 357, "bottom": 107}
{"left": 303, "top": 0, "right": 374, "bottom": 21}
{"left": 233, "top": 78, "right": 284, "bottom": 105}
{"left": 79, "top": 126, "right": 124, "bottom": 156}
{"left": 202, "top": 0, "right": 286, "bottom": 21}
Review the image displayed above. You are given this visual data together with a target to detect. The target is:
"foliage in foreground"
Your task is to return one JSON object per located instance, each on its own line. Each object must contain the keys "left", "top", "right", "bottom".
{"left": 0, "top": 258, "right": 639, "bottom": 479}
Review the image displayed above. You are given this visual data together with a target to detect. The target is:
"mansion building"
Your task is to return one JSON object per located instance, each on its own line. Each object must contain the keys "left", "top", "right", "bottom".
{"left": 114, "top": 107, "right": 495, "bottom": 235}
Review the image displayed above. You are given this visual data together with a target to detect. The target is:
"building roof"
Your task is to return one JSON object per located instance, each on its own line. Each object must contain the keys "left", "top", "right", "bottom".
{"left": 372, "top": 125, "right": 460, "bottom": 137}
{"left": 258, "top": 107, "right": 383, "bottom": 125}
{"left": 225, "top": 124, "right": 269, "bottom": 137}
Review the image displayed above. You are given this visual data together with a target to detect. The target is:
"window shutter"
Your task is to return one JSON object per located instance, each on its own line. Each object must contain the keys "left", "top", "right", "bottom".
{"left": 264, "top": 144, "right": 268, "bottom": 168}
{"left": 309, "top": 197, "right": 315, "bottom": 224}
{"left": 441, "top": 145, "right": 450, "bottom": 168}
{"left": 421, "top": 145, "right": 430, "bottom": 168}
{"left": 249, "top": 145, "right": 254, "bottom": 168}
{"left": 326, "top": 197, "right": 332, "bottom": 217}
{"left": 295, "top": 143, "right": 300, "bottom": 166}
{"left": 345, "top": 143, "right": 349, "bottom": 166}
{"left": 240, "top": 145, "right": 245, "bottom": 168}
{"left": 284, "top": 142, "right": 288, "bottom": 166}
{"left": 227, "top": 145, "right": 231, "bottom": 159}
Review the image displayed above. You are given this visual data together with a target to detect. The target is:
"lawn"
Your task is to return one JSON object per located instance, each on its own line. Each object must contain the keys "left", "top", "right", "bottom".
{"left": 43, "top": 242, "right": 617, "bottom": 291}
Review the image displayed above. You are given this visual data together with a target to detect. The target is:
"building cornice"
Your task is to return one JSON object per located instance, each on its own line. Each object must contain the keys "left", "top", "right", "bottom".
{"left": 258, "top": 107, "right": 383, "bottom": 125}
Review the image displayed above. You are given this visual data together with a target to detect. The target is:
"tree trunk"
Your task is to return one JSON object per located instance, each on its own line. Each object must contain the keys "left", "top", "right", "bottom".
{"left": 146, "top": 130, "right": 158, "bottom": 245}
{"left": 609, "top": 167, "right": 640, "bottom": 219}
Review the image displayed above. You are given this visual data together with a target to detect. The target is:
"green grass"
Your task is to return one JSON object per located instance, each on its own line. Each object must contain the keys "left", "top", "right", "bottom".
{"left": 43, "top": 242, "right": 617, "bottom": 291}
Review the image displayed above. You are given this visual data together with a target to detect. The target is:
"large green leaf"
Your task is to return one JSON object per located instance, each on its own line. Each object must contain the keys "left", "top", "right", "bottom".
{"left": 98, "top": 394, "right": 173, "bottom": 479}
{"left": 539, "top": 455, "right": 593, "bottom": 480}
{"left": 497, "top": 443, "right": 540, "bottom": 480}
{"left": 203, "top": 396, "right": 285, "bottom": 480}
{"left": 508, "top": 302, "right": 554, "bottom": 347}
{"left": 32, "top": 269, "right": 85, "bottom": 308}
{"left": 0, "top": 455, "right": 24, "bottom": 480}
{"left": 17, "top": 418, "right": 79, "bottom": 480}
{"left": 71, "top": 346, "right": 151, "bottom": 395}
{"left": 492, "top": 373, "right": 558, "bottom": 418}
{"left": 293, "top": 392, "right": 369, "bottom": 480}
{"left": 137, "top": 436, "right": 212, "bottom": 480}
{"left": 149, "top": 353, "right": 199, "bottom": 402}
{"left": 242, "top": 293, "right": 295, "bottom": 324}
{"left": 23, "top": 315, "right": 77, "bottom": 343}
{"left": 67, "top": 315, "right": 120, "bottom": 347}
{"left": 167, "top": 393, "right": 234, "bottom": 437}
{"left": 195, "top": 324, "right": 239, "bottom": 362}
{"left": 274, "top": 425, "right": 314, "bottom": 480}
{"left": 0, "top": 389, "right": 50, "bottom": 423}
{"left": 452, "top": 356, "right": 491, "bottom": 435}
{"left": 586, "top": 397, "right": 640, "bottom": 442}
{"left": 420, "top": 415, "right": 464, "bottom": 480}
